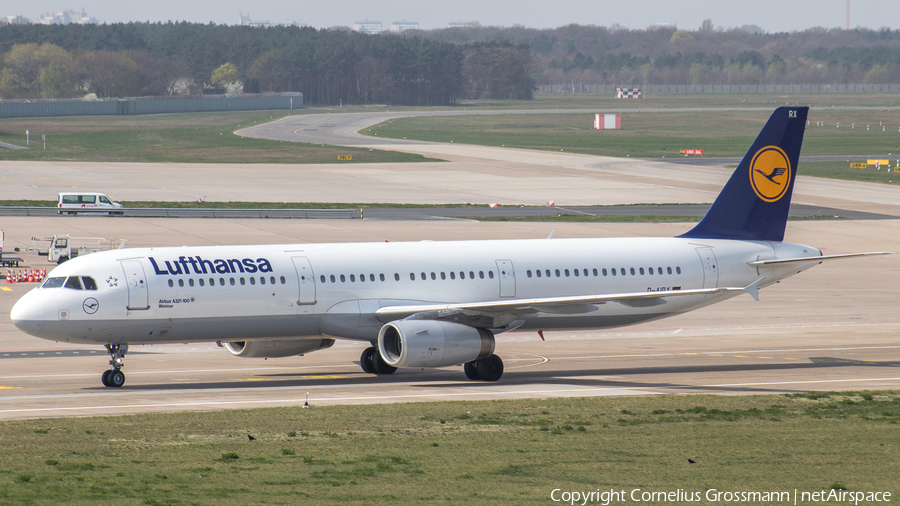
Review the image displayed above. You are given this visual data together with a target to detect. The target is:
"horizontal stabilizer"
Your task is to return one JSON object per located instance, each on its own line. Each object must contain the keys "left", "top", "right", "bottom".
{"left": 748, "top": 251, "right": 892, "bottom": 267}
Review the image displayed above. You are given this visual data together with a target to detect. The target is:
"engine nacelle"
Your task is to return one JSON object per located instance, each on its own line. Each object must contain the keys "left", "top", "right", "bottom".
{"left": 224, "top": 338, "right": 334, "bottom": 358}
{"left": 378, "top": 320, "right": 494, "bottom": 368}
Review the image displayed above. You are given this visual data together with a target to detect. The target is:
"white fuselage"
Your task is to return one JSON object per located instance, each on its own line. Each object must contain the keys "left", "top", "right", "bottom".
{"left": 11, "top": 236, "right": 821, "bottom": 346}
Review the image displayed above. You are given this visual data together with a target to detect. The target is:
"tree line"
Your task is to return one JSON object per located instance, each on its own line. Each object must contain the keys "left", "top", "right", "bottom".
{"left": 0, "top": 23, "right": 535, "bottom": 104}
{"left": 422, "top": 23, "right": 900, "bottom": 86}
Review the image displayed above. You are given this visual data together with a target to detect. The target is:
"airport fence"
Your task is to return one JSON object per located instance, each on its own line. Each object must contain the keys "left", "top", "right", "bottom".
{"left": 0, "top": 93, "right": 303, "bottom": 119}
{"left": 537, "top": 84, "right": 900, "bottom": 94}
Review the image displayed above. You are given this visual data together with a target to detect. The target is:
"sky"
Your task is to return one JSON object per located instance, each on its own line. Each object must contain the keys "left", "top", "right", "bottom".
{"left": 6, "top": 0, "right": 899, "bottom": 33}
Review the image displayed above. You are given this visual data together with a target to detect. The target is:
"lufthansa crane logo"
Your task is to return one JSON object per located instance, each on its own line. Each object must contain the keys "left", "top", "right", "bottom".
{"left": 749, "top": 146, "right": 792, "bottom": 202}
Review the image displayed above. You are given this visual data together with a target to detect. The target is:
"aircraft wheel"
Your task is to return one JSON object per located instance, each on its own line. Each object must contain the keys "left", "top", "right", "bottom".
{"left": 101, "top": 370, "right": 112, "bottom": 387}
{"left": 108, "top": 369, "right": 126, "bottom": 387}
{"left": 476, "top": 355, "right": 503, "bottom": 382}
{"left": 371, "top": 353, "right": 397, "bottom": 375}
{"left": 464, "top": 361, "right": 479, "bottom": 380}
{"left": 360, "top": 347, "right": 376, "bottom": 374}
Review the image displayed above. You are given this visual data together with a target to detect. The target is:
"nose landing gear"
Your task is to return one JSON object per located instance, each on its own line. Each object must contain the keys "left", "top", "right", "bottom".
{"left": 101, "top": 344, "right": 128, "bottom": 387}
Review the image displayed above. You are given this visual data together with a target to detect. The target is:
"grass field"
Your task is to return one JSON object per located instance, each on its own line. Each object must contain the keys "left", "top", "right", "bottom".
{"left": 0, "top": 391, "right": 897, "bottom": 505}
{"left": 0, "top": 111, "right": 440, "bottom": 164}
{"left": 361, "top": 109, "right": 900, "bottom": 160}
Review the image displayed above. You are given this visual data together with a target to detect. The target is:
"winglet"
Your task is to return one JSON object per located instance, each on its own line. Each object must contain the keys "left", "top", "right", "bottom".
{"left": 744, "top": 277, "right": 764, "bottom": 301}
{"left": 547, "top": 230, "right": 554, "bottom": 240}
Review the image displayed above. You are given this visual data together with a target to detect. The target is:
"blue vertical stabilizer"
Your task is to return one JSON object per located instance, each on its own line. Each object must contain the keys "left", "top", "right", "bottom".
{"left": 679, "top": 106, "right": 809, "bottom": 242}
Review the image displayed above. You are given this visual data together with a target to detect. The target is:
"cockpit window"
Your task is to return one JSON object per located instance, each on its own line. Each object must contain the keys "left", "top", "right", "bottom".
{"left": 81, "top": 277, "right": 98, "bottom": 290}
{"left": 64, "top": 277, "right": 83, "bottom": 290}
{"left": 42, "top": 277, "right": 66, "bottom": 288}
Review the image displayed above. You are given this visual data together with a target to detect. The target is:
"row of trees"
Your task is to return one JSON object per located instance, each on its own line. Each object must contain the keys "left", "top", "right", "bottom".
{"left": 422, "top": 23, "right": 900, "bottom": 86}
{"left": 0, "top": 23, "right": 535, "bottom": 103}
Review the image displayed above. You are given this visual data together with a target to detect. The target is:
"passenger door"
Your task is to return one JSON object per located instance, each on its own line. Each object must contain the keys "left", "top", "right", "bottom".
{"left": 121, "top": 259, "right": 150, "bottom": 310}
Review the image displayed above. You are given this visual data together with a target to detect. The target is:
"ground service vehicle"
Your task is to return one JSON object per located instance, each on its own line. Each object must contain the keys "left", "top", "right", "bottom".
{"left": 58, "top": 192, "right": 124, "bottom": 215}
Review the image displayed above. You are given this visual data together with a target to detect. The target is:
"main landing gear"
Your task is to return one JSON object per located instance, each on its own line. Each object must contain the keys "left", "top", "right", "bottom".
{"left": 360, "top": 346, "right": 397, "bottom": 375}
{"left": 101, "top": 344, "right": 128, "bottom": 387}
{"left": 464, "top": 355, "right": 504, "bottom": 382}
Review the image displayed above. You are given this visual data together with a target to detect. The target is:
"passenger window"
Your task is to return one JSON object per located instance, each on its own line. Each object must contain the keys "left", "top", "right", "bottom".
{"left": 199, "top": 278, "right": 205, "bottom": 287}
{"left": 421, "top": 272, "right": 426, "bottom": 280}
{"left": 667, "top": 267, "right": 672, "bottom": 274}
{"left": 168, "top": 279, "right": 174, "bottom": 287}
{"left": 639, "top": 268, "right": 644, "bottom": 275}
{"left": 479, "top": 271, "right": 484, "bottom": 279}
{"left": 527, "top": 270, "right": 532, "bottom": 278}
{"left": 450, "top": 272, "right": 456, "bottom": 280}
{"left": 230, "top": 278, "right": 236, "bottom": 286}
{"left": 179, "top": 279, "right": 185, "bottom": 287}
{"left": 594, "top": 268, "right": 599, "bottom": 276}
{"left": 330, "top": 275, "right": 336, "bottom": 283}
{"left": 536, "top": 270, "right": 542, "bottom": 278}
{"left": 188, "top": 278, "right": 195, "bottom": 287}
{"left": 545, "top": 270, "right": 550, "bottom": 277}
{"left": 647, "top": 267, "right": 652, "bottom": 275}
{"left": 583, "top": 269, "right": 588, "bottom": 276}
{"left": 250, "top": 277, "right": 256, "bottom": 285}
{"left": 410, "top": 273, "right": 415, "bottom": 280}
{"left": 555, "top": 269, "right": 560, "bottom": 277}
{"left": 100, "top": 196, "right": 110, "bottom": 204}
{"left": 260, "top": 277, "right": 266, "bottom": 285}
{"left": 565, "top": 269, "right": 570, "bottom": 277}
{"left": 611, "top": 269, "right": 617, "bottom": 276}
{"left": 489, "top": 271, "right": 494, "bottom": 279}
{"left": 340, "top": 275, "right": 346, "bottom": 282}
{"left": 64, "top": 277, "right": 83, "bottom": 290}
{"left": 630, "top": 268, "right": 636, "bottom": 275}
{"left": 41, "top": 277, "right": 66, "bottom": 288}
{"left": 320, "top": 275, "right": 326, "bottom": 283}
{"left": 573, "top": 269, "right": 579, "bottom": 277}
{"left": 469, "top": 271, "right": 474, "bottom": 279}
{"left": 440, "top": 272, "right": 446, "bottom": 280}
{"left": 81, "top": 277, "right": 98, "bottom": 290}
{"left": 676, "top": 267, "right": 682, "bottom": 274}
{"left": 370, "top": 274, "right": 375, "bottom": 282}
{"left": 657, "top": 267, "right": 663, "bottom": 275}
{"left": 220, "top": 278, "right": 225, "bottom": 286}
{"left": 240, "top": 278, "right": 246, "bottom": 286}
{"left": 349, "top": 274, "right": 355, "bottom": 282}
{"left": 394, "top": 273, "right": 399, "bottom": 281}
{"left": 380, "top": 274, "right": 385, "bottom": 281}
{"left": 431, "top": 272, "right": 437, "bottom": 280}
{"left": 620, "top": 268, "right": 626, "bottom": 276}
{"left": 359, "top": 274, "right": 365, "bottom": 282}
{"left": 459, "top": 271, "right": 465, "bottom": 279}
{"left": 601, "top": 268, "right": 607, "bottom": 276}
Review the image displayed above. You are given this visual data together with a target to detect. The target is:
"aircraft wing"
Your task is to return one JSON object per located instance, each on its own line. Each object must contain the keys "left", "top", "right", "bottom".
{"left": 375, "top": 280, "right": 762, "bottom": 327}
{"left": 748, "top": 251, "right": 891, "bottom": 267}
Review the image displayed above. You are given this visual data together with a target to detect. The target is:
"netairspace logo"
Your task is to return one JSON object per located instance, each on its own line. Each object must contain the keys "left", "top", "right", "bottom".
{"left": 549, "top": 488, "right": 892, "bottom": 506}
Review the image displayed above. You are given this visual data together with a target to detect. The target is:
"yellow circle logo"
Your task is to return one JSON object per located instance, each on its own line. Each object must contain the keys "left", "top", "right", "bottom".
{"left": 749, "top": 146, "right": 791, "bottom": 202}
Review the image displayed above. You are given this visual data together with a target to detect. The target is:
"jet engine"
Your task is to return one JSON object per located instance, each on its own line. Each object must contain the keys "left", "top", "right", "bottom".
{"left": 377, "top": 320, "right": 494, "bottom": 368}
{"left": 224, "top": 338, "right": 334, "bottom": 358}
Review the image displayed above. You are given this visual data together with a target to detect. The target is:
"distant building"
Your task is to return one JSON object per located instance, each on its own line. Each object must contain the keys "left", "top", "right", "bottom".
{"left": 2, "top": 15, "right": 30, "bottom": 25}
{"left": 353, "top": 20, "right": 382, "bottom": 34}
{"left": 648, "top": 22, "right": 676, "bottom": 30}
{"left": 448, "top": 21, "right": 479, "bottom": 28}
{"left": 390, "top": 20, "right": 418, "bottom": 32}
{"left": 38, "top": 9, "right": 97, "bottom": 25}
{"left": 239, "top": 12, "right": 270, "bottom": 27}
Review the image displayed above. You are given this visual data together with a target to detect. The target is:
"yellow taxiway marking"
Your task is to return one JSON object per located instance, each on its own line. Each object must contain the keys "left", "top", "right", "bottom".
{"left": 1, "top": 287, "right": 12, "bottom": 292}
{"left": 0, "top": 386, "right": 22, "bottom": 389}
{"left": 229, "top": 375, "right": 348, "bottom": 382}
{"left": 732, "top": 355, "right": 747, "bottom": 358}
{"left": 709, "top": 354, "right": 723, "bottom": 357}
{"left": 507, "top": 353, "right": 550, "bottom": 370}
{"left": 759, "top": 356, "right": 774, "bottom": 359}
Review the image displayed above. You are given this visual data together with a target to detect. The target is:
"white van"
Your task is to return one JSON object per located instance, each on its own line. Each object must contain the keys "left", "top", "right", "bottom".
{"left": 58, "top": 192, "right": 124, "bottom": 215}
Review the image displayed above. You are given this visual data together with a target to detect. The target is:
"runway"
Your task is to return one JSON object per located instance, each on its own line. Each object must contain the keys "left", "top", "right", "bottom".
{"left": 1, "top": 107, "right": 899, "bottom": 420}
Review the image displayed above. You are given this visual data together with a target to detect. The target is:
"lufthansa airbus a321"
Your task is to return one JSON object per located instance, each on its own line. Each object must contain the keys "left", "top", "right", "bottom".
{"left": 10, "top": 107, "right": 888, "bottom": 387}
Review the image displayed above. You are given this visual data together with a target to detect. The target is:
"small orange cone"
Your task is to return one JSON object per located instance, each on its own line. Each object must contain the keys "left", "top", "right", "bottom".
{"left": 5, "top": 270, "right": 10, "bottom": 283}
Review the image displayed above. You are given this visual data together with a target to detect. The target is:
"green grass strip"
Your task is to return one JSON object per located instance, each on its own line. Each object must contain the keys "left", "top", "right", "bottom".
{"left": 0, "top": 391, "right": 897, "bottom": 504}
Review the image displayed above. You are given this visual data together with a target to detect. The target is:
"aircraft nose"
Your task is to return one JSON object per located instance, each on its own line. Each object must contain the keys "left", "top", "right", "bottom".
{"left": 11, "top": 291, "right": 45, "bottom": 336}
